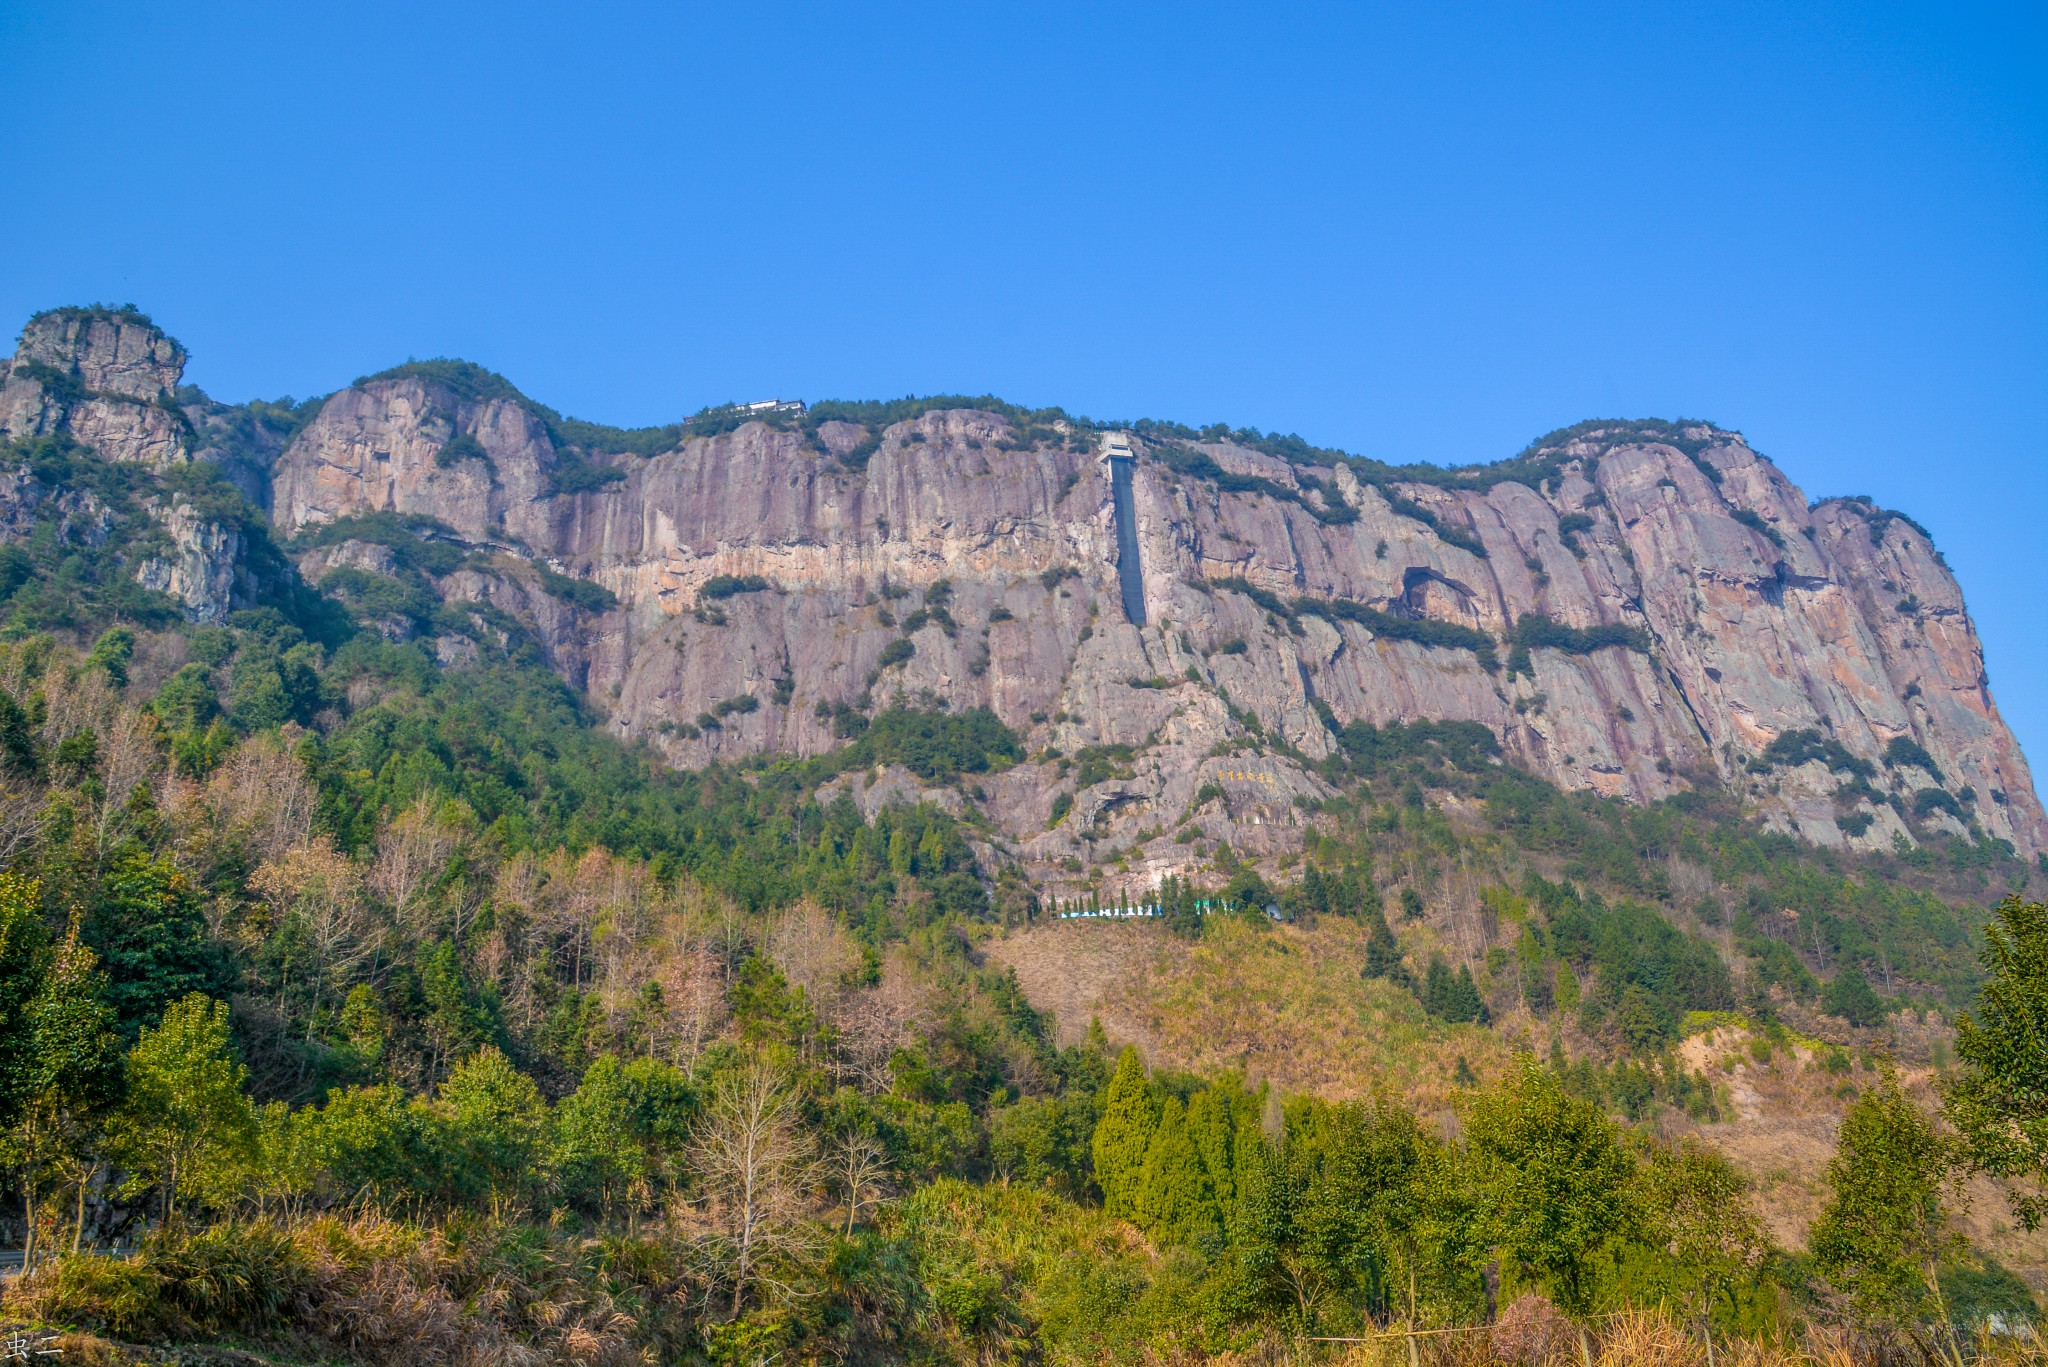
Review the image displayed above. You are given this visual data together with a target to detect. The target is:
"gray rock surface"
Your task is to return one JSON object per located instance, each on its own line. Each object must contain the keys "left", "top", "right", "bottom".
{"left": 264, "top": 384, "right": 2048, "bottom": 876}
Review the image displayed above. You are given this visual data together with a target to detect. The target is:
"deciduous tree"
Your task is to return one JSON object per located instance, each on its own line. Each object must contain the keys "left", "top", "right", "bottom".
{"left": 110, "top": 994, "right": 258, "bottom": 1221}
{"left": 1943, "top": 894, "right": 2048, "bottom": 1228}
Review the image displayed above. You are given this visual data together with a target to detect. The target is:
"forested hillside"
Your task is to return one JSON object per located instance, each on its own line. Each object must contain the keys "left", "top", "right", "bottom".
{"left": 0, "top": 305, "right": 2045, "bottom": 1365}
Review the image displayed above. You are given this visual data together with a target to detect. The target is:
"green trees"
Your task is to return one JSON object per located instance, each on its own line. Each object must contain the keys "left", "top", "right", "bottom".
{"left": 1808, "top": 1071, "right": 1956, "bottom": 1325}
{"left": 442, "top": 1045, "right": 550, "bottom": 1217}
{"left": 1944, "top": 895, "right": 2048, "bottom": 1228}
{"left": 3, "top": 926, "right": 120, "bottom": 1266}
{"left": 1133, "top": 1097, "right": 1222, "bottom": 1249}
{"left": 1288, "top": 1098, "right": 1434, "bottom": 1322}
{"left": 1091, "top": 1047, "right": 1156, "bottom": 1218}
{"left": 110, "top": 994, "right": 257, "bottom": 1221}
{"left": 1462, "top": 1060, "right": 1637, "bottom": 1314}
{"left": 85, "top": 854, "right": 228, "bottom": 1035}
{"left": 1824, "top": 960, "right": 1887, "bottom": 1027}
{"left": 0, "top": 873, "right": 49, "bottom": 1124}
{"left": 553, "top": 1054, "right": 682, "bottom": 1212}
{"left": 1421, "top": 956, "right": 1489, "bottom": 1024}
{"left": 1635, "top": 1138, "right": 1767, "bottom": 1323}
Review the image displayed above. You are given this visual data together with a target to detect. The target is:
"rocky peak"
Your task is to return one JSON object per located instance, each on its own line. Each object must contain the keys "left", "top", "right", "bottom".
{"left": 1, "top": 306, "right": 191, "bottom": 466}
{"left": 10, "top": 313, "right": 2033, "bottom": 883}
{"left": 8, "top": 305, "right": 186, "bottom": 399}
{"left": 271, "top": 366, "right": 566, "bottom": 547}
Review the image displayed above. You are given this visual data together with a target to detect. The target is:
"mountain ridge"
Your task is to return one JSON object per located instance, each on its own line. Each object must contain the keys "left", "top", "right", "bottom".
{"left": 3, "top": 305, "right": 2040, "bottom": 892}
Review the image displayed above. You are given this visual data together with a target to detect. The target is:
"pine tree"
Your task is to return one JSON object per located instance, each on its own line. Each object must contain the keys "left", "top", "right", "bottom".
{"left": 1092, "top": 1046, "right": 1157, "bottom": 1217}
{"left": 1135, "top": 1095, "right": 1197, "bottom": 1238}
{"left": 1361, "top": 903, "right": 1412, "bottom": 988}
{"left": 1824, "top": 960, "right": 1886, "bottom": 1028}
{"left": 1187, "top": 1084, "right": 1241, "bottom": 1213}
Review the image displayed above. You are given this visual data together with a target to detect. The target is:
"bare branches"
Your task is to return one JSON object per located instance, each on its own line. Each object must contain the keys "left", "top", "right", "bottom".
{"left": 825, "top": 1127, "right": 891, "bottom": 1237}
{"left": 686, "top": 1063, "right": 821, "bottom": 1315}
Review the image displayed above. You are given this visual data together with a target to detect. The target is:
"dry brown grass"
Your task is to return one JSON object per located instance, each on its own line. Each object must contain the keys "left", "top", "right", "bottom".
{"left": 988, "top": 916, "right": 1512, "bottom": 1110}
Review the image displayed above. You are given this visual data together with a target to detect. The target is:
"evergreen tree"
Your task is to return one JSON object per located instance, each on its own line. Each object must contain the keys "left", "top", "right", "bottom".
{"left": 1186, "top": 1084, "right": 1241, "bottom": 1214}
{"left": 1636, "top": 1137, "right": 1768, "bottom": 1324}
{"left": 0, "top": 872, "right": 50, "bottom": 1128}
{"left": 442, "top": 1044, "right": 551, "bottom": 1217}
{"left": 1360, "top": 903, "right": 1412, "bottom": 989}
{"left": 1091, "top": 1046, "right": 1157, "bottom": 1217}
{"left": 1291, "top": 1097, "right": 1432, "bottom": 1321}
{"left": 1824, "top": 960, "right": 1887, "bottom": 1028}
{"left": 1135, "top": 1095, "right": 1223, "bottom": 1248}
{"left": 553, "top": 1054, "right": 650, "bottom": 1212}
{"left": 1216, "top": 1130, "right": 1300, "bottom": 1324}
{"left": 3, "top": 927, "right": 120, "bottom": 1267}
{"left": 1421, "top": 957, "right": 1489, "bottom": 1024}
{"left": 86, "top": 853, "right": 230, "bottom": 1036}
{"left": 1612, "top": 983, "right": 1662, "bottom": 1051}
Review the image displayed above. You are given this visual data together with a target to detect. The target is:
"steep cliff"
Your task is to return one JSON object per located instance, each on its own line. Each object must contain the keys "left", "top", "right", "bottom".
{"left": 257, "top": 360, "right": 2046, "bottom": 882}
{"left": 7, "top": 308, "right": 2038, "bottom": 879}
{"left": 0, "top": 308, "right": 257, "bottom": 622}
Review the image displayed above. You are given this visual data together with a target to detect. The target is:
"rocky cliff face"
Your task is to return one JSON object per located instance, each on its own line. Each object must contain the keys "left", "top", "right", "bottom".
{"left": 260, "top": 362, "right": 2047, "bottom": 882}
{"left": 0, "top": 309, "right": 249, "bottom": 621}
{"left": 11, "top": 308, "right": 2039, "bottom": 879}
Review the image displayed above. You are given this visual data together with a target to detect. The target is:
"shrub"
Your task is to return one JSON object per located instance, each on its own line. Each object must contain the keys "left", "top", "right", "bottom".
{"left": 434, "top": 432, "right": 490, "bottom": 468}
{"left": 843, "top": 705, "right": 1022, "bottom": 780}
{"left": 1751, "top": 728, "right": 1874, "bottom": 779}
{"left": 700, "top": 573, "right": 770, "bottom": 602}
{"left": 549, "top": 458, "right": 627, "bottom": 494}
{"left": 1730, "top": 507, "right": 1785, "bottom": 548}
{"left": 1884, "top": 736, "right": 1945, "bottom": 782}
{"left": 534, "top": 563, "right": 618, "bottom": 612}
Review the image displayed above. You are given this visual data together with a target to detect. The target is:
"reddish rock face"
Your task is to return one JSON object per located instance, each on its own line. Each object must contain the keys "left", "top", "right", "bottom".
{"left": 15, "top": 305, "right": 2031, "bottom": 878}
{"left": 264, "top": 379, "right": 2046, "bottom": 877}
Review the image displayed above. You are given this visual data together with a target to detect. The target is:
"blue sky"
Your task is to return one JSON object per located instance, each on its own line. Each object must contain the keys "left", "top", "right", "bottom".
{"left": 3, "top": 2, "right": 2044, "bottom": 791}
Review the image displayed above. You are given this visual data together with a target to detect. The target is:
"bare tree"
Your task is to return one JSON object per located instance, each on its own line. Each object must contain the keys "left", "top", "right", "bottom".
{"left": 251, "top": 837, "right": 377, "bottom": 1044}
{"left": 648, "top": 911, "right": 726, "bottom": 1064}
{"left": 826, "top": 1127, "right": 891, "bottom": 1236}
{"left": 204, "top": 729, "right": 316, "bottom": 863}
{"left": 369, "top": 794, "right": 457, "bottom": 936}
{"left": 767, "top": 900, "right": 860, "bottom": 1069}
{"left": 0, "top": 781, "right": 44, "bottom": 869}
{"left": 834, "top": 957, "right": 928, "bottom": 1092}
{"left": 767, "top": 900, "right": 859, "bottom": 1011}
{"left": 588, "top": 850, "right": 655, "bottom": 1022}
{"left": 687, "top": 1063, "right": 820, "bottom": 1314}
{"left": 92, "top": 703, "right": 166, "bottom": 857}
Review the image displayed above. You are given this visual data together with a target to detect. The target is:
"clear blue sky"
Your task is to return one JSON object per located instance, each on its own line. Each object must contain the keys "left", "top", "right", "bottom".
{"left": 3, "top": 2, "right": 2043, "bottom": 792}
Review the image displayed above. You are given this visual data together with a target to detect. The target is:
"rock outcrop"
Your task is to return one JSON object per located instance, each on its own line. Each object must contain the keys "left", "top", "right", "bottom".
{"left": 0, "top": 309, "right": 255, "bottom": 622}
{"left": 261, "top": 369, "right": 2048, "bottom": 882}
{"left": 1, "top": 307, "right": 191, "bottom": 467}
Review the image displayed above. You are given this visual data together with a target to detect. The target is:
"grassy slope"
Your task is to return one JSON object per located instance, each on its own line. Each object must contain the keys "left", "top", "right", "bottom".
{"left": 990, "top": 917, "right": 2048, "bottom": 1296}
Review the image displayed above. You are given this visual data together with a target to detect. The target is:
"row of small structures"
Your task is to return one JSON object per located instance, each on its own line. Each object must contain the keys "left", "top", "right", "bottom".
{"left": 1050, "top": 899, "right": 1289, "bottom": 922}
